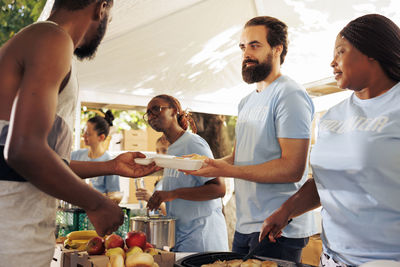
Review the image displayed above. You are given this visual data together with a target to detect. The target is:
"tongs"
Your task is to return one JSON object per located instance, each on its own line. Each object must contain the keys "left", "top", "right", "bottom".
{"left": 242, "top": 219, "right": 292, "bottom": 261}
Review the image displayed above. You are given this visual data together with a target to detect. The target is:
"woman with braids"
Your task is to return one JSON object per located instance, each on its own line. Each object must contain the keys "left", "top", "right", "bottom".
{"left": 144, "top": 94, "right": 228, "bottom": 252}
{"left": 259, "top": 14, "right": 400, "bottom": 266}
{"left": 72, "top": 110, "right": 120, "bottom": 194}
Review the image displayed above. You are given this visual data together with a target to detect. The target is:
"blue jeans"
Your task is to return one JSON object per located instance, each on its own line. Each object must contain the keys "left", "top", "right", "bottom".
{"left": 232, "top": 231, "right": 309, "bottom": 263}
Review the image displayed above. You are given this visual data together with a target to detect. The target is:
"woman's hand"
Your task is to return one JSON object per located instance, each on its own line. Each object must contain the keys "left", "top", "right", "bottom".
{"left": 135, "top": 188, "right": 152, "bottom": 202}
{"left": 147, "top": 190, "right": 176, "bottom": 211}
{"left": 113, "top": 152, "right": 161, "bottom": 177}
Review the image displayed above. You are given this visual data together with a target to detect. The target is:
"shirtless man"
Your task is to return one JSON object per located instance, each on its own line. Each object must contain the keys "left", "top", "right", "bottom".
{"left": 0, "top": 1, "right": 157, "bottom": 266}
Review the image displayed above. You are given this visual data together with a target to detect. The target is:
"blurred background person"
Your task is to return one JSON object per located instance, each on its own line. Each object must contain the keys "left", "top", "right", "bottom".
{"left": 72, "top": 110, "right": 120, "bottom": 195}
{"left": 259, "top": 14, "right": 400, "bottom": 266}
{"left": 144, "top": 94, "right": 228, "bottom": 252}
{"left": 155, "top": 135, "right": 170, "bottom": 154}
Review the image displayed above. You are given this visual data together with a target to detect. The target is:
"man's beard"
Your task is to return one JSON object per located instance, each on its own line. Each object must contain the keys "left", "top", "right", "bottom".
{"left": 242, "top": 53, "right": 273, "bottom": 84}
{"left": 74, "top": 15, "right": 108, "bottom": 60}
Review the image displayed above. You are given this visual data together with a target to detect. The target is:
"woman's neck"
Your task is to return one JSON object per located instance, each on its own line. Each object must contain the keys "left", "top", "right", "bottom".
{"left": 88, "top": 144, "right": 106, "bottom": 159}
{"left": 165, "top": 126, "right": 186, "bottom": 144}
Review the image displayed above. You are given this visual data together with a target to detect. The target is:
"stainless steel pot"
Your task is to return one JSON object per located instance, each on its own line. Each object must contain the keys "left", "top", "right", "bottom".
{"left": 130, "top": 215, "right": 176, "bottom": 249}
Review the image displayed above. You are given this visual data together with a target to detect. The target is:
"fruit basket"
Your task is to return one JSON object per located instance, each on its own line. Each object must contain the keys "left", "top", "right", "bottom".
{"left": 56, "top": 207, "right": 130, "bottom": 238}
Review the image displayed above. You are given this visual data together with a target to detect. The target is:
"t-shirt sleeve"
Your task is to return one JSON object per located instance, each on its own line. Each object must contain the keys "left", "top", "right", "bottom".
{"left": 188, "top": 136, "right": 216, "bottom": 184}
{"left": 275, "top": 90, "right": 314, "bottom": 139}
{"left": 71, "top": 150, "right": 81, "bottom": 160}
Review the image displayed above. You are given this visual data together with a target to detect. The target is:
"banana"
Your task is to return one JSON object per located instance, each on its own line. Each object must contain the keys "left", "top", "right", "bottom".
{"left": 64, "top": 239, "right": 89, "bottom": 250}
{"left": 67, "top": 230, "right": 99, "bottom": 240}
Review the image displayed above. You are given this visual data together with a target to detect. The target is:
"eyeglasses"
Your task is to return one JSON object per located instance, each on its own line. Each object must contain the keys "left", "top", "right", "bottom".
{"left": 143, "top": 105, "right": 172, "bottom": 121}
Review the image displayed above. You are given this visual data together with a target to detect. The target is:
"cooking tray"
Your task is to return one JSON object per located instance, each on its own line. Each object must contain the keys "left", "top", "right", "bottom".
{"left": 174, "top": 252, "right": 314, "bottom": 267}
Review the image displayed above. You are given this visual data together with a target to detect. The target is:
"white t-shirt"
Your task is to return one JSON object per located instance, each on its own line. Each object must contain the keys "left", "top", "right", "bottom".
{"left": 234, "top": 75, "right": 318, "bottom": 238}
{"left": 311, "top": 82, "right": 400, "bottom": 265}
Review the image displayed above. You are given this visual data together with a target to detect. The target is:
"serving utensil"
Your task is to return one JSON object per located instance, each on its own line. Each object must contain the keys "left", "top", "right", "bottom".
{"left": 242, "top": 219, "right": 292, "bottom": 261}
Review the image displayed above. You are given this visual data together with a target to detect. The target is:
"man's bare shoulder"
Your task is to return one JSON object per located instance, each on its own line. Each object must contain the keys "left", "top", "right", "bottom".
{"left": 18, "top": 21, "right": 73, "bottom": 48}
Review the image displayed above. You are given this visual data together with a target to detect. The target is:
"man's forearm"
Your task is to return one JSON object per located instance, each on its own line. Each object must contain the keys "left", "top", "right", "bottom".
{"left": 232, "top": 157, "right": 306, "bottom": 183}
{"left": 282, "top": 178, "right": 321, "bottom": 218}
{"left": 70, "top": 160, "right": 115, "bottom": 178}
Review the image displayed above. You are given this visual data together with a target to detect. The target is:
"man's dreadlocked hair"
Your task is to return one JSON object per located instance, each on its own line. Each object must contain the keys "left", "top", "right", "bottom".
{"left": 340, "top": 14, "right": 400, "bottom": 82}
{"left": 52, "top": 0, "right": 113, "bottom": 11}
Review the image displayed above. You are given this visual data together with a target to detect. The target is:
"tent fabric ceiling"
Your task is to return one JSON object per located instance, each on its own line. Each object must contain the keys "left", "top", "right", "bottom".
{"left": 40, "top": 0, "right": 400, "bottom": 115}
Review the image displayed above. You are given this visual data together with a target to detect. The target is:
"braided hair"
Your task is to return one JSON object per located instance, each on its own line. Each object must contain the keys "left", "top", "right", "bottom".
{"left": 153, "top": 94, "right": 197, "bottom": 134}
{"left": 340, "top": 14, "right": 400, "bottom": 82}
{"left": 88, "top": 110, "right": 114, "bottom": 138}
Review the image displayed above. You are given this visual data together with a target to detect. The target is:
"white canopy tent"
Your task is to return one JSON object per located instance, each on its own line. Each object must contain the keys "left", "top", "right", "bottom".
{"left": 39, "top": 0, "right": 400, "bottom": 115}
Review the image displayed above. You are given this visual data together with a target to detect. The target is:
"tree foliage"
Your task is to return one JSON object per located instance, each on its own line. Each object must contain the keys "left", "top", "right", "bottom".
{"left": 79, "top": 108, "right": 147, "bottom": 135}
{"left": 0, "top": 0, "right": 46, "bottom": 46}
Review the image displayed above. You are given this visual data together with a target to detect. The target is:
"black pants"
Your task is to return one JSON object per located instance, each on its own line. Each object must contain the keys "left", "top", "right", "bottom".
{"left": 232, "top": 231, "right": 309, "bottom": 263}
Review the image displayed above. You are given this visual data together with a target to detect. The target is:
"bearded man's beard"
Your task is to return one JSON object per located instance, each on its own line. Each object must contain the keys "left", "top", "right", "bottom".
{"left": 242, "top": 53, "right": 273, "bottom": 84}
{"left": 74, "top": 15, "right": 108, "bottom": 60}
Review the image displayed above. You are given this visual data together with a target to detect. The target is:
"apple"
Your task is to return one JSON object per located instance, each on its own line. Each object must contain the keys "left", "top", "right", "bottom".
{"left": 144, "top": 247, "right": 158, "bottom": 256}
{"left": 125, "top": 231, "right": 147, "bottom": 249}
{"left": 106, "top": 247, "right": 126, "bottom": 259}
{"left": 86, "top": 236, "right": 105, "bottom": 255}
{"left": 105, "top": 234, "right": 124, "bottom": 249}
{"left": 144, "top": 242, "right": 153, "bottom": 249}
{"left": 126, "top": 246, "right": 143, "bottom": 257}
{"left": 126, "top": 252, "right": 154, "bottom": 267}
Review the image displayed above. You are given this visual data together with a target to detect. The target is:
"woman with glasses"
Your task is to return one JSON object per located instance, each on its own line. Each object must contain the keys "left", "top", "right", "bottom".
{"left": 144, "top": 94, "right": 228, "bottom": 252}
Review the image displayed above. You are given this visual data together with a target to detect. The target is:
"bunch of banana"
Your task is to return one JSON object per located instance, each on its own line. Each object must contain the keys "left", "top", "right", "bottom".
{"left": 63, "top": 230, "right": 99, "bottom": 251}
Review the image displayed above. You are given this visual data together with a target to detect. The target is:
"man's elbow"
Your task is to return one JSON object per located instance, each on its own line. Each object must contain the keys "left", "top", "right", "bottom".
{"left": 286, "top": 167, "right": 306, "bottom": 183}
{"left": 5, "top": 140, "right": 40, "bottom": 169}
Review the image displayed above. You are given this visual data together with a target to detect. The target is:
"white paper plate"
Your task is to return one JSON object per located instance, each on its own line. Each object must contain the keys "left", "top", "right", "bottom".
{"left": 134, "top": 154, "right": 175, "bottom": 165}
{"left": 134, "top": 158, "right": 155, "bottom": 165}
{"left": 154, "top": 157, "right": 203, "bottom": 170}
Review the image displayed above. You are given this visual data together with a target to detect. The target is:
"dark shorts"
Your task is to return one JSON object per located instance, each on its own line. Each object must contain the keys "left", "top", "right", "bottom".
{"left": 232, "top": 231, "right": 309, "bottom": 263}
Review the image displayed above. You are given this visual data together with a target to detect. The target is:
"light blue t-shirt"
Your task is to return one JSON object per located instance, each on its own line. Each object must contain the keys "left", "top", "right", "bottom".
{"left": 234, "top": 75, "right": 318, "bottom": 238}
{"left": 161, "top": 131, "right": 228, "bottom": 252}
{"left": 71, "top": 149, "right": 120, "bottom": 193}
{"left": 310, "top": 82, "right": 400, "bottom": 265}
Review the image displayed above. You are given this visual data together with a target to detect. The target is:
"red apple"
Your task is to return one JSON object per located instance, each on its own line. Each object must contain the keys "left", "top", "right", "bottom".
{"left": 125, "top": 231, "right": 147, "bottom": 249}
{"left": 105, "top": 234, "right": 124, "bottom": 249}
{"left": 144, "top": 242, "right": 153, "bottom": 249}
{"left": 86, "top": 236, "right": 105, "bottom": 255}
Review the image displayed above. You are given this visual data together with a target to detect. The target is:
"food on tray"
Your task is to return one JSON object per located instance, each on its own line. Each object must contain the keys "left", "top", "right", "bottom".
{"left": 240, "top": 259, "right": 262, "bottom": 267}
{"left": 175, "top": 154, "right": 207, "bottom": 160}
{"left": 260, "top": 260, "right": 278, "bottom": 267}
{"left": 226, "top": 259, "right": 243, "bottom": 267}
{"left": 201, "top": 259, "right": 277, "bottom": 267}
{"left": 201, "top": 260, "right": 227, "bottom": 267}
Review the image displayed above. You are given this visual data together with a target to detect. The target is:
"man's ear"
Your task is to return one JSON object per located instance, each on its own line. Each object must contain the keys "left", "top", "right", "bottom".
{"left": 93, "top": 1, "right": 108, "bottom": 21}
{"left": 273, "top": 44, "right": 283, "bottom": 60}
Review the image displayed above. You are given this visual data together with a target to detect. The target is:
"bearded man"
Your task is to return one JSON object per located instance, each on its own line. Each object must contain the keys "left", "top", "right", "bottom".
{"left": 187, "top": 16, "right": 318, "bottom": 263}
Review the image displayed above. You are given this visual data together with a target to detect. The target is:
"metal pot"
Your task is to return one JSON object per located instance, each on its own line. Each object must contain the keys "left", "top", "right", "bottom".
{"left": 130, "top": 215, "right": 176, "bottom": 249}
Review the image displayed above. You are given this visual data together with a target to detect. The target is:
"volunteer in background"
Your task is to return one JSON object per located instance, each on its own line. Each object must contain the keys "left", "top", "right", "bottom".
{"left": 72, "top": 110, "right": 120, "bottom": 194}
